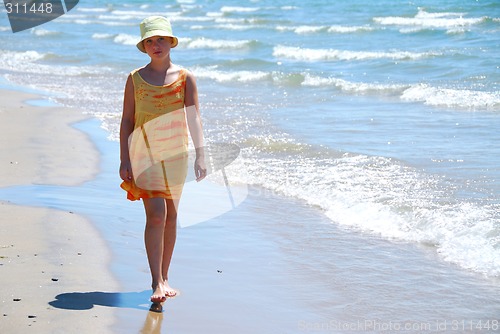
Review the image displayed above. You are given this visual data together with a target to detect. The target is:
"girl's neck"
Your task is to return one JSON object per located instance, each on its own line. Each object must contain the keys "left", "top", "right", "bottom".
{"left": 147, "top": 59, "right": 173, "bottom": 73}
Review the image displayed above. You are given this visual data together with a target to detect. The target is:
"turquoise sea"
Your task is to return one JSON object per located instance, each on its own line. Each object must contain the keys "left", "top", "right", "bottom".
{"left": 1, "top": 0, "right": 500, "bottom": 330}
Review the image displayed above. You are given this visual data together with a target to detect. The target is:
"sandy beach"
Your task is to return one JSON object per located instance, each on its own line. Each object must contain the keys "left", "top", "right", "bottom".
{"left": 1, "top": 87, "right": 500, "bottom": 334}
{"left": 0, "top": 89, "right": 119, "bottom": 333}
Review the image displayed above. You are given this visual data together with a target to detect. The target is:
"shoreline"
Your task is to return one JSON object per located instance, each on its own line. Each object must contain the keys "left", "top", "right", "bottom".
{"left": 1, "top": 86, "right": 500, "bottom": 333}
{"left": 0, "top": 88, "right": 119, "bottom": 332}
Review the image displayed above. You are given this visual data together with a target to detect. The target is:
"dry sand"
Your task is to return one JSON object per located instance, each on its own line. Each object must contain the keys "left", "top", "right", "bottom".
{"left": 0, "top": 89, "right": 119, "bottom": 333}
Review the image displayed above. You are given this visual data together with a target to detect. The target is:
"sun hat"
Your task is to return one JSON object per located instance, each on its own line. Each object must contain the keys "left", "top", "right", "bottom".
{"left": 136, "top": 16, "right": 179, "bottom": 53}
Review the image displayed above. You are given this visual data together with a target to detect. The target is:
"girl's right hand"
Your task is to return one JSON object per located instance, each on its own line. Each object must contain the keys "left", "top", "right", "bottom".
{"left": 119, "top": 160, "right": 133, "bottom": 182}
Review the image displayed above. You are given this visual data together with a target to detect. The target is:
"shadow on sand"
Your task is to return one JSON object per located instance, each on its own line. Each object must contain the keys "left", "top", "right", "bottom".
{"left": 49, "top": 290, "right": 166, "bottom": 332}
{"left": 49, "top": 290, "right": 154, "bottom": 311}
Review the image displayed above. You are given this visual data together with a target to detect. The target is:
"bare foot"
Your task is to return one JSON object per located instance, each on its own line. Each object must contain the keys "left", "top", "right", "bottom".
{"left": 151, "top": 283, "right": 167, "bottom": 303}
{"left": 164, "top": 280, "right": 177, "bottom": 298}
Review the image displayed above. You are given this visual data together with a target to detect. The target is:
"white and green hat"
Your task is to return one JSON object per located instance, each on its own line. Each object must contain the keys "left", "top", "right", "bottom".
{"left": 137, "top": 16, "right": 179, "bottom": 52}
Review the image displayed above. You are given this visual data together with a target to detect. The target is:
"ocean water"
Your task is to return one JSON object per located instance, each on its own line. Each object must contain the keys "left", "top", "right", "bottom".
{"left": 0, "top": 0, "right": 499, "bottom": 282}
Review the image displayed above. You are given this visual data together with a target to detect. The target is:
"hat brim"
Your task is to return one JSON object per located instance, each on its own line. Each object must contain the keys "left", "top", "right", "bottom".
{"left": 136, "top": 30, "right": 179, "bottom": 53}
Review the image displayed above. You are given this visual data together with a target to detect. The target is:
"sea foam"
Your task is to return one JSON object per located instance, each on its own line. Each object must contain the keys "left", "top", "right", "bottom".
{"left": 401, "top": 84, "right": 500, "bottom": 110}
{"left": 226, "top": 140, "right": 500, "bottom": 277}
{"left": 374, "top": 9, "right": 487, "bottom": 33}
{"left": 273, "top": 45, "right": 440, "bottom": 61}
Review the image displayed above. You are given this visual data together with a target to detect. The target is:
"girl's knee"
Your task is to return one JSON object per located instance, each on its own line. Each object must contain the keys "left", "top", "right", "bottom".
{"left": 146, "top": 213, "right": 166, "bottom": 227}
{"left": 165, "top": 212, "right": 177, "bottom": 227}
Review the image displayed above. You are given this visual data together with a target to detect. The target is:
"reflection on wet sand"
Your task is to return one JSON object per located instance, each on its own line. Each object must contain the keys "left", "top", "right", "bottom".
{"left": 140, "top": 304, "right": 164, "bottom": 334}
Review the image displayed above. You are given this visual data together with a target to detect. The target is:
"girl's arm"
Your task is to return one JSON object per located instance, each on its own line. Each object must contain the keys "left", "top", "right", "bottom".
{"left": 119, "top": 74, "right": 135, "bottom": 182}
{"left": 185, "top": 70, "right": 207, "bottom": 181}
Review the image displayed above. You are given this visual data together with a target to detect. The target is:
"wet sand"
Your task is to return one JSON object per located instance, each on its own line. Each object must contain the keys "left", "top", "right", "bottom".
{"left": 1, "top": 88, "right": 500, "bottom": 333}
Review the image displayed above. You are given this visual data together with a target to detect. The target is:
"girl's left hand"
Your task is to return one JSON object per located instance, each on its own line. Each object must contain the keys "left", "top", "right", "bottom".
{"left": 194, "top": 157, "right": 207, "bottom": 182}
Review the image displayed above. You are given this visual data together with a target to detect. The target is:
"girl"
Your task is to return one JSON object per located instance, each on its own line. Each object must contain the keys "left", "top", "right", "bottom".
{"left": 119, "top": 16, "right": 206, "bottom": 303}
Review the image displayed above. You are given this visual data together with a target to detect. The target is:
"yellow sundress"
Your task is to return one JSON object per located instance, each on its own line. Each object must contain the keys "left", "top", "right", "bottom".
{"left": 120, "top": 68, "right": 189, "bottom": 201}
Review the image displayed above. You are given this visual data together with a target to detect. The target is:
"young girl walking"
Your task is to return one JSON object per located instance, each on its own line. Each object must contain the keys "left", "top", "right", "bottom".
{"left": 119, "top": 16, "right": 206, "bottom": 303}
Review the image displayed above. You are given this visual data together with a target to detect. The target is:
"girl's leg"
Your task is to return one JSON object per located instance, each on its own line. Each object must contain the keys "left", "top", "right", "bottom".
{"left": 162, "top": 198, "right": 179, "bottom": 297}
{"left": 143, "top": 197, "right": 167, "bottom": 303}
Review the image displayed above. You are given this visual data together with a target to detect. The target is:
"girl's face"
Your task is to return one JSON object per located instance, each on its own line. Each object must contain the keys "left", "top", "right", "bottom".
{"left": 143, "top": 36, "right": 173, "bottom": 58}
